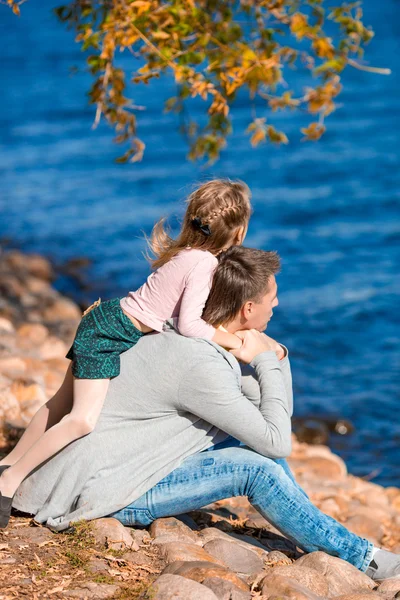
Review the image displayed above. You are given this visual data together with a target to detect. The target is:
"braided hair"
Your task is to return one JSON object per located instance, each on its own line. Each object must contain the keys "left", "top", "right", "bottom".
{"left": 148, "top": 179, "right": 252, "bottom": 270}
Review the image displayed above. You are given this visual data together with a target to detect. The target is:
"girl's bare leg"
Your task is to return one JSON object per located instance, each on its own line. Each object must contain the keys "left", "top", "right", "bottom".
{"left": 0, "top": 377, "right": 109, "bottom": 498}
{"left": 0, "top": 365, "right": 74, "bottom": 468}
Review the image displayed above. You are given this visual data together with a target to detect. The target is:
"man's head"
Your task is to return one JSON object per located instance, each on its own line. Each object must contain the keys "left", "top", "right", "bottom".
{"left": 203, "top": 246, "right": 280, "bottom": 333}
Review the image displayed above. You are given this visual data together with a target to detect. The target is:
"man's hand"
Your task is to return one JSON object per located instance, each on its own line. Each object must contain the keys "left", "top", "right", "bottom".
{"left": 231, "top": 329, "right": 284, "bottom": 364}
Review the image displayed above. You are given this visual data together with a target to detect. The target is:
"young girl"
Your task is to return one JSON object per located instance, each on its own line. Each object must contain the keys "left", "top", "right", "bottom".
{"left": 0, "top": 178, "right": 252, "bottom": 527}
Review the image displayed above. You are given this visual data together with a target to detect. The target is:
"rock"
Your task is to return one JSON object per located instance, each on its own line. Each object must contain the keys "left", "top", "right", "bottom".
{"left": 37, "top": 337, "right": 68, "bottom": 360}
{"left": 198, "top": 527, "right": 269, "bottom": 559}
{"left": 91, "top": 518, "right": 139, "bottom": 551}
{"left": 159, "top": 541, "right": 226, "bottom": 566}
{"left": 130, "top": 528, "right": 151, "bottom": 547}
{"left": 43, "top": 297, "right": 81, "bottom": 323}
{"left": 13, "top": 526, "right": 54, "bottom": 545}
{"left": 149, "top": 517, "right": 199, "bottom": 545}
{"left": 147, "top": 573, "right": 219, "bottom": 599}
{"left": 203, "top": 538, "right": 263, "bottom": 575}
{"left": 262, "top": 565, "right": 329, "bottom": 596}
{"left": 295, "top": 551, "right": 375, "bottom": 596}
{"left": 87, "top": 558, "right": 109, "bottom": 573}
{"left": 344, "top": 514, "right": 384, "bottom": 545}
{"left": 202, "top": 576, "right": 252, "bottom": 599}
{"left": 0, "top": 357, "right": 26, "bottom": 378}
{"left": 333, "top": 594, "right": 383, "bottom": 600}
{"left": 123, "top": 549, "right": 153, "bottom": 567}
{"left": 261, "top": 574, "right": 323, "bottom": 600}
{"left": 24, "top": 254, "right": 54, "bottom": 281}
{"left": 288, "top": 452, "right": 347, "bottom": 482}
{"left": 377, "top": 578, "right": 400, "bottom": 594}
{"left": 64, "top": 582, "right": 119, "bottom": 598}
{"left": 163, "top": 561, "right": 249, "bottom": 592}
{"left": 0, "top": 388, "right": 21, "bottom": 427}
{"left": 264, "top": 550, "right": 293, "bottom": 567}
{"left": 16, "top": 323, "right": 49, "bottom": 350}
{"left": 0, "top": 318, "right": 15, "bottom": 334}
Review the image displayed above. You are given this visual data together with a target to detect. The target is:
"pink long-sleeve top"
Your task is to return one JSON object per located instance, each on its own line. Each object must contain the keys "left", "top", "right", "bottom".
{"left": 120, "top": 248, "right": 218, "bottom": 340}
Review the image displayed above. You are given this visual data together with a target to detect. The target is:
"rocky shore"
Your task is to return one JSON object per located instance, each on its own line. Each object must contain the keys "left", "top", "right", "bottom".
{"left": 1, "top": 248, "right": 400, "bottom": 599}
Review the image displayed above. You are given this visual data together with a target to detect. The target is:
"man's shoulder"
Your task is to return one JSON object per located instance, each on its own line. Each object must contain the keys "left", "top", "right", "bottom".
{"left": 153, "top": 328, "right": 239, "bottom": 372}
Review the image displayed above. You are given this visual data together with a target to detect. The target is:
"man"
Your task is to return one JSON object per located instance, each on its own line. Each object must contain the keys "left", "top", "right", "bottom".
{"left": 13, "top": 247, "right": 399, "bottom": 581}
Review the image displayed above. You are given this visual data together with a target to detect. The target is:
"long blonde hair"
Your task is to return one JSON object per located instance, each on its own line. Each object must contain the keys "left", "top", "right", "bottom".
{"left": 148, "top": 179, "right": 252, "bottom": 270}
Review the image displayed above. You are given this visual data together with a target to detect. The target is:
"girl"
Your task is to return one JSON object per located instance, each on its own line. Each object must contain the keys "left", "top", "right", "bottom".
{"left": 0, "top": 178, "right": 252, "bottom": 527}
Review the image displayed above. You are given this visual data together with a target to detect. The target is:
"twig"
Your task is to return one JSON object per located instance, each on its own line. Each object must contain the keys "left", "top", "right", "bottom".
{"left": 348, "top": 58, "right": 391, "bottom": 75}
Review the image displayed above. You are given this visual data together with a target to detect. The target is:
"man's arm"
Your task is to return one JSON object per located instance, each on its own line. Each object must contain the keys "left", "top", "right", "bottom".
{"left": 177, "top": 342, "right": 292, "bottom": 459}
{"left": 241, "top": 346, "right": 293, "bottom": 416}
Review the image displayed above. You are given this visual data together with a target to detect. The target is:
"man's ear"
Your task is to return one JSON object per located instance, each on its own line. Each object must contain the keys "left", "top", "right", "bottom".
{"left": 242, "top": 300, "right": 254, "bottom": 320}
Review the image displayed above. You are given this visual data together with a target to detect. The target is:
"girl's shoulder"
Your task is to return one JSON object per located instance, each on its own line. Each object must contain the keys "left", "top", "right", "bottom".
{"left": 173, "top": 247, "right": 218, "bottom": 268}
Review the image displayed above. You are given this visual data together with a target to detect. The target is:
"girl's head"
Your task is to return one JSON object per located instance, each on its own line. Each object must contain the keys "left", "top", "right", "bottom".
{"left": 149, "top": 179, "right": 252, "bottom": 269}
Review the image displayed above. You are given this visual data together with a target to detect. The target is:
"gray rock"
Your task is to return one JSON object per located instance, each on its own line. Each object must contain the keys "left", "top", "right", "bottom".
{"left": 204, "top": 538, "right": 263, "bottom": 575}
{"left": 91, "top": 518, "right": 139, "bottom": 551}
{"left": 377, "top": 578, "right": 400, "bottom": 594}
{"left": 295, "top": 551, "right": 375, "bottom": 596}
{"left": 162, "top": 560, "right": 249, "bottom": 592}
{"left": 159, "top": 541, "right": 226, "bottom": 566}
{"left": 149, "top": 517, "right": 199, "bottom": 545}
{"left": 202, "top": 576, "right": 252, "bottom": 599}
{"left": 87, "top": 558, "right": 108, "bottom": 573}
{"left": 262, "top": 565, "right": 329, "bottom": 597}
{"left": 261, "top": 574, "right": 324, "bottom": 600}
{"left": 146, "top": 574, "right": 219, "bottom": 599}
{"left": 198, "top": 527, "right": 269, "bottom": 558}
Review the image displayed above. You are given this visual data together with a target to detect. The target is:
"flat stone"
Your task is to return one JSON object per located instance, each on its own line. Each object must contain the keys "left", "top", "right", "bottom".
{"left": 204, "top": 538, "right": 263, "bottom": 575}
{"left": 149, "top": 517, "right": 199, "bottom": 545}
{"left": 159, "top": 541, "right": 226, "bottom": 566}
{"left": 163, "top": 560, "right": 249, "bottom": 592}
{"left": 64, "top": 582, "right": 119, "bottom": 598}
{"left": 147, "top": 573, "right": 219, "bottom": 599}
{"left": 91, "top": 518, "right": 139, "bottom": 551}
{"left": 262, "top": 574, "right": 323, "bottom": 600}
{"left": 13, "top": 525, "right": 54, "bottom": 545}
{"left": 262, "top": 565, "right": 329, "bottom": 596}
{"left": 202, "top": 576, "right": 252, "bottom": 599}
{"left": 295, "top": 551, "right": 375, "bottom": 596}
{"left": 87, "top": 558, "right": 108, "bottom": 573}
{"left": 123, "top": 549, "right": 153, "bottom": 567}
{"left": 377, "top": 578, "right": 400, "bottom": 594}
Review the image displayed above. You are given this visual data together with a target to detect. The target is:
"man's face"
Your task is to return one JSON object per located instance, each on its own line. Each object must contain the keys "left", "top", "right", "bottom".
{"left": 244, "top": 276, "right": 279, "bottom": 332}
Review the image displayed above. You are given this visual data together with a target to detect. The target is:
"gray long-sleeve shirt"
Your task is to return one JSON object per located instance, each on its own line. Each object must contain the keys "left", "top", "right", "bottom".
{"left": 13, "top": 326, "right": 293, "bottom": 531}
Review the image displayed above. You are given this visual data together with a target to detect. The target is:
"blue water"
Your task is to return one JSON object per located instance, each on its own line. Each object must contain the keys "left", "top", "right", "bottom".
{"left": 1, "top": 1, "right": 399, "bottom": 485}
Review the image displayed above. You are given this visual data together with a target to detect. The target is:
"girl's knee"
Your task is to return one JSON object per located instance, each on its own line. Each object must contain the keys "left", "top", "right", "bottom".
{"left": 65, "top": 413, "right": 96, "bottom": 438}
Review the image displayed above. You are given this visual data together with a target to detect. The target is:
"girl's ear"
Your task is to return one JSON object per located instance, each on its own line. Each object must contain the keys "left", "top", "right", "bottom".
{"left": 235, "top": 226, "right": 246, "bottom": 245}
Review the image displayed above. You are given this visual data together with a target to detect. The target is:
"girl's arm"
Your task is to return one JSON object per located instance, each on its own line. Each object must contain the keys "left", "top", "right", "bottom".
{"left": 177, "top": 253, "right": 241, "bottom": 349}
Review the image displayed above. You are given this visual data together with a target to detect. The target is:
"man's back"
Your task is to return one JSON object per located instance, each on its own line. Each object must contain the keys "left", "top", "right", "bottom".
{"left": 13, "top": 329, "right": 238, "bottom": 530}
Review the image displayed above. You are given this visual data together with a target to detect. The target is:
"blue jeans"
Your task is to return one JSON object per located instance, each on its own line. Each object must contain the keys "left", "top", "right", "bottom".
{"left": 111, "top": 438, "right": 373, "bottom": 572}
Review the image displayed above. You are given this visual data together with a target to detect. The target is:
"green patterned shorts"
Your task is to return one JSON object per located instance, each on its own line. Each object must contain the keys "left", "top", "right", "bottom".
{"left": 66, "top": 298, "right": 143, "bottom": 379}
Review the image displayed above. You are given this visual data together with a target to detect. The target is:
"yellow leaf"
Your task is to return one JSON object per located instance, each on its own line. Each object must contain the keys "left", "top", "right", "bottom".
{"left": 301, "top": 122, "right": 326, "bottom": 141}
{"left": 250, "top": 129, "right": 266, "bottom": 147}
{"left": 152, "top": 31, "right": 170, "bottom": 40}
